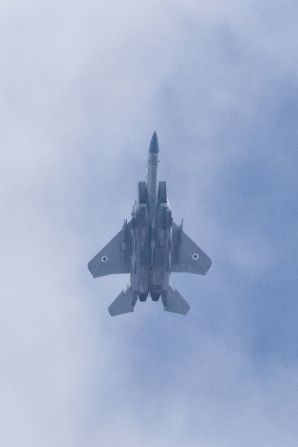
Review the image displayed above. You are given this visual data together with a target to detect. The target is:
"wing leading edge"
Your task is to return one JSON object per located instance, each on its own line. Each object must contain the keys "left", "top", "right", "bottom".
{"left": 171, "top": 222, "right": 211, "bottom": 275}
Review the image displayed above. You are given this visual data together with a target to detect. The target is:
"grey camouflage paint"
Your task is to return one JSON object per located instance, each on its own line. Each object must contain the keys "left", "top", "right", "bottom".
{"left": 88, "top": 132, "right": 211, "bottom": 316}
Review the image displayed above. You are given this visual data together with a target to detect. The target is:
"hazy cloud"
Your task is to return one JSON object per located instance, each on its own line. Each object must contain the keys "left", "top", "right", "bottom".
{"left": 1, "top": 1, "right": 297, "bottom": 446}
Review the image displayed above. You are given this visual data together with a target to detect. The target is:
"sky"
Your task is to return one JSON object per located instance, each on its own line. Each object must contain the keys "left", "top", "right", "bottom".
{"left": 1, "top": 1, "right": 298, "bottom": 446}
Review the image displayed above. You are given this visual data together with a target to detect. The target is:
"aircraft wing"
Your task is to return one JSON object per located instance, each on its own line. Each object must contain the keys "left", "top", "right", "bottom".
{"left": 171, "top": 222, "right": 212, "bottom": 275}
{"left": 88, "top": 221, "right": 132, "bottom": 278}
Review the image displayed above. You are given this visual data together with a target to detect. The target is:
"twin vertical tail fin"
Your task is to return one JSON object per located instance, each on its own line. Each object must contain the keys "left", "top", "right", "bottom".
{"left": 162, "top": 286, "right": 190, "bottom": 315}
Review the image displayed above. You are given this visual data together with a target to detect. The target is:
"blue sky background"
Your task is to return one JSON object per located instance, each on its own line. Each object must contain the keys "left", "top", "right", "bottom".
{"left": 1, "top": 1, "right": 298, "bottom": 446}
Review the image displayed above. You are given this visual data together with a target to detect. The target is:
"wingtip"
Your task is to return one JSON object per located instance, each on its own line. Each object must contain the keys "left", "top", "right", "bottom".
{"left": 87, "top": 261, "right": 96, "bottom": 278}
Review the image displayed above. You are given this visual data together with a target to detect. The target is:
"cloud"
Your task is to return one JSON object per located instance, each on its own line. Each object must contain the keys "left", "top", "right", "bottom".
{"left": 1, "top": 1, "right": 298, "bottom": 446}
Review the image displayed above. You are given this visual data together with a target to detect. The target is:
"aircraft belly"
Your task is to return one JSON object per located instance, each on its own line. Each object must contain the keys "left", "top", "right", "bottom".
{"left": 150, "top": 244, "right": 170, "bottom": 292}
{"left": 132, "top": 248, "right": 150, "bottom": 295}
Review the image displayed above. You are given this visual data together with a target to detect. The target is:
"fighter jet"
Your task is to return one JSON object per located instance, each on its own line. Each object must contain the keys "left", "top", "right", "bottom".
{"left": 88, "top": 132, "right": 211, "bottom": 316}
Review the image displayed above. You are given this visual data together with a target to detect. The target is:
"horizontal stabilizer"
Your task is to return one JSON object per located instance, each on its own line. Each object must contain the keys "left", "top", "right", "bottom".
{"left": 162, "top": 286, "right": 190, "bottom": 315}
{"left": 108, "top": 287, "right": 137, "bottom": 317}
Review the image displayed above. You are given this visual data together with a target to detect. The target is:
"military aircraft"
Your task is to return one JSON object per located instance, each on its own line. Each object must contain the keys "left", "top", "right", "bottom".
{"left": 88, "top": 132, "right": 211, "bottom": 316}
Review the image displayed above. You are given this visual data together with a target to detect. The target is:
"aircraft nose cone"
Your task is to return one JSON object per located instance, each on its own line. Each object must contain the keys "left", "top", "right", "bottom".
{"left": 149, "top": 131, "right": 159, "bottom": 153}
